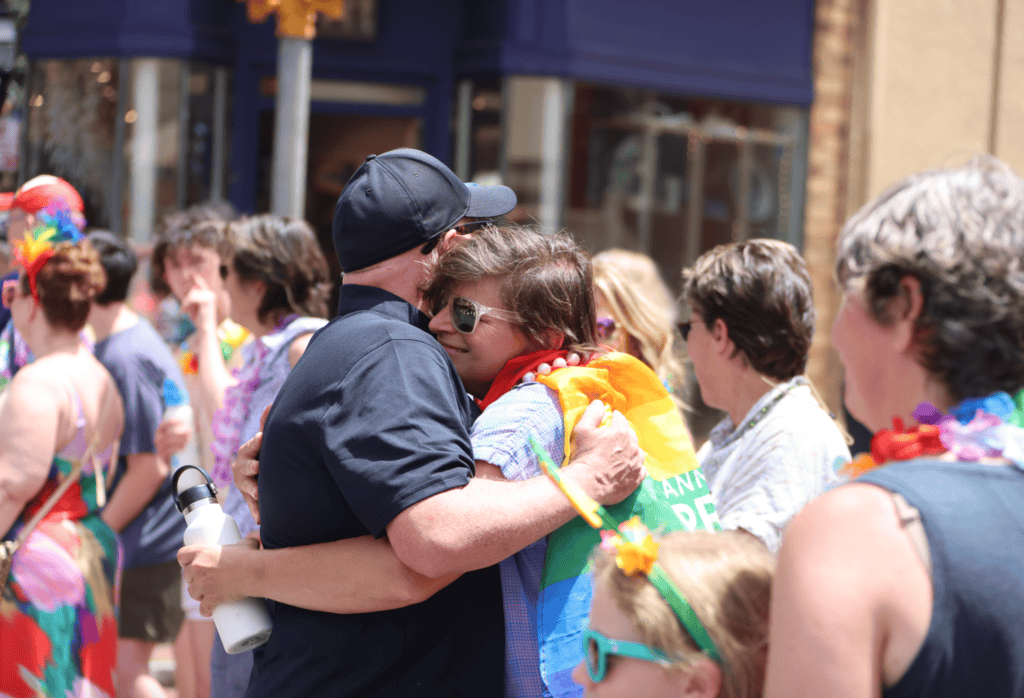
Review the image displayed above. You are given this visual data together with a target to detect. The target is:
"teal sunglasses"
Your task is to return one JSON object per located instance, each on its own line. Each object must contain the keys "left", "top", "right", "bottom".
{"left": 582, "top": 628, "right": 672, "bottom": 682}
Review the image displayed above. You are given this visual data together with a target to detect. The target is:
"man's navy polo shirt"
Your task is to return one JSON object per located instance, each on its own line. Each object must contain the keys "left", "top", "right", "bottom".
{"left": 250, "top": 285, "right": 504, "bottom": 698}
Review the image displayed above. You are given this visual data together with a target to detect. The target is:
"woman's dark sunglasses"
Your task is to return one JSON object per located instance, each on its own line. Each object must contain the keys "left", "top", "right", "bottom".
{"left": 449, "top": 296, "right": 520, "bottom": 334}
{"left": 678, "top": 321, "right": 692, "bottom": 341}
{"left": 219, "top": 264, "right": 229, "bottom": 280}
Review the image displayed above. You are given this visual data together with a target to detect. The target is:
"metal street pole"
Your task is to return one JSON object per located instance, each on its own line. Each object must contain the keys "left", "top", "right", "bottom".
{"left": 239, "top": 0, "right": 345, "bottom": 218}
{"left": 270, "top": 36, "right": 312, "bottom": 218}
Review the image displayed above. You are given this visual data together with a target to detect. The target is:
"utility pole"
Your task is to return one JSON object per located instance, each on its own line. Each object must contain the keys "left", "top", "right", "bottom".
{"left": 240, "top": 0, "right": 345, "bottom": 218}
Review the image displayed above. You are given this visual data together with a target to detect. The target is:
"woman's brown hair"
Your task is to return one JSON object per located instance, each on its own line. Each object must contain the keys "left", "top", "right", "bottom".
{"left": 422, "top": 226, "right": 598, "bottom": 353}
{"left": 681, "top": 239, "right": 815, "bottom": 381}
{"left": 221, "top": 215, "right": 331, "bottom": 323}
{"left": 22, "top": 239, "right": 106, "bottom": 332}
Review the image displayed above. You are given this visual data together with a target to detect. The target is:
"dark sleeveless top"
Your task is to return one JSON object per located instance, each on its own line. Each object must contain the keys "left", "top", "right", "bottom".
{"left": 859, "top": 459, "right": 1024, "bottom": 698}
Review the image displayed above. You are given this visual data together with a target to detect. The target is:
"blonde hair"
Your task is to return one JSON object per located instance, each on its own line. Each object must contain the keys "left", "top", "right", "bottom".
{"left": 593, "top": 249, "right": 677, "bottom": 321}
{"left": 592, "top": 254, "right": 687, "bottom": 412}
{"left": 592, "top": 531, "right": 774, "bottom": 698}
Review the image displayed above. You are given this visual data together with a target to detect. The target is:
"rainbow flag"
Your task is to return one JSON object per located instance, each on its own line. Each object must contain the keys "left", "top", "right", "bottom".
{"left": 535, "top": 353, "right": 720, "bottom": 696}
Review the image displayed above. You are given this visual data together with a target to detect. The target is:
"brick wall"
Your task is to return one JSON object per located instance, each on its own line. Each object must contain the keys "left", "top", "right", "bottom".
{"left": 803, "top": 0, "right": 862, "bottom": 417}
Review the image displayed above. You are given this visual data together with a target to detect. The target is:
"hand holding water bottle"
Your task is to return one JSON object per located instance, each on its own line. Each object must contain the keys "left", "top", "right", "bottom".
{"left": 173, "top": 466, "right": 273, "bottom": 654}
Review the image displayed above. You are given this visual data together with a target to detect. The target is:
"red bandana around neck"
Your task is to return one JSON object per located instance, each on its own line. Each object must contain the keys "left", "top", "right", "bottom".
{"left": 477, "top": 348, "right": 575, "bottom": 411}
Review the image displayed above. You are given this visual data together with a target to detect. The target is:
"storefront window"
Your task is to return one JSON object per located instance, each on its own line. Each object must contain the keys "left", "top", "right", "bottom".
{"left": 24, "top": 58, "right": 232, "bottom": 238}
{"left": 24, "top": 58, "right": 121, "bottom": 227}
{"left": 565, "top": 84, "right": 807, "bottom": 298}
{"left": 454, "top": 78, "right": 502, "bottom": 186}
{"left": 454, "top": 79, "right": 808, "bottom": 300}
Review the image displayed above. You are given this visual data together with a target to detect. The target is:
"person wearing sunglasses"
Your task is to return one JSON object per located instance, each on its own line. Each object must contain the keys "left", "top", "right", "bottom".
{"left": 177, "top": 149, "right": 646, "bottom": 698}
{"left": 575, "top": 529, "right": 773, "bottom": 698}
{"left": 680, "top": 239, "right": 850, "bottom": 553}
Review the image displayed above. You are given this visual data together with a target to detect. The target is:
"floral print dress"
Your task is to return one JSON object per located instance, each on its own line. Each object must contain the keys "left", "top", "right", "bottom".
{"left": 0, "top": 389, "right": 122, "bottom": 698}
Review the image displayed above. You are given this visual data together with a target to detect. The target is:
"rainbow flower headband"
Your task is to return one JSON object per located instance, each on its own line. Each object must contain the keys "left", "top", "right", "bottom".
{"left": 529, "top": 435, "right": 722, "bottom": 664}
{"left": 11, "top": 204, "right": 85, "bottom": 303}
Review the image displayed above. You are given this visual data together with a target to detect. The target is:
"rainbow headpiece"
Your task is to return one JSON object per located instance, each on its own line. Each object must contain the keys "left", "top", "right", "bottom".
{"left": 11, "top": 203, "right": 86, "bottom": 303}
{"left": 530, "top": 435, "right": 722, "bottom": 663}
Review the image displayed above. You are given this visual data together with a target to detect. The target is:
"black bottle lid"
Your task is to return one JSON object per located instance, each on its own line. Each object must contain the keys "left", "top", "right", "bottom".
{"left": 171, "top": 465, "right": 219, "bottom": 513}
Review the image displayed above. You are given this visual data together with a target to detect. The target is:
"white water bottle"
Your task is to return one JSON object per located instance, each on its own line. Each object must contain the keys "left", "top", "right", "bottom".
{"left": 172, "top": 466, "right": 273, "bottom": 654}
{"left": 162, "top": 379, "right": 201, "bottom": 469}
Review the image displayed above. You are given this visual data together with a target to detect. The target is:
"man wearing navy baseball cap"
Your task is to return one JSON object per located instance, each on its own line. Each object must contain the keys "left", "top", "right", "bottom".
{"left": 180, "top": 149, "right": 643, "bottom": 697}
{"left": 332, "top": 148, "right": 517, "bottom": 274}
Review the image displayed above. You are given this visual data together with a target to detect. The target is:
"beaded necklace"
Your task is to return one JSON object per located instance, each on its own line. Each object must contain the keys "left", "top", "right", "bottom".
{"left": 724, "top": 377, "right": 806, "bottom": 440}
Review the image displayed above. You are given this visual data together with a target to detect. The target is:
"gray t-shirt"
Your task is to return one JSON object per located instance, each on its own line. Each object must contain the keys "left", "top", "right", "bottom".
{"left": 697, "top": 376, "right": 850, "bottom": 552}
{"left": 94, "top": 318, "right": 188, "bottom": 569}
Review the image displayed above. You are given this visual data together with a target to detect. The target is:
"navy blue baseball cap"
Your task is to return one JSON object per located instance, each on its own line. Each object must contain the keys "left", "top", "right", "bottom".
{"left": 333, "top": 148, "right": 517, "bottom": 272}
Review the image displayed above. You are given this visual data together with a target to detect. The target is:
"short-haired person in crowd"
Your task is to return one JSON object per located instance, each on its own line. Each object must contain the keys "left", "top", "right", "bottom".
{"left": 151, "top": 202, "right": 248, "bottom": 477}
{"left": 592, "top": 250, "right": 690, "bottom": 427}
{"left": 162, "top": 214, "right": 330, "bottom": 698}
{"left": 0, "top": 212, "right": 124, "bottom": 696}
{"left": 0, "top": 176, "right": 88, "bottom": 384}
{"left": 574, "top": 529, "right": 773, "bottom": 698}
{"left": 177, "top": 149, "right": 645, "bottom": 698}
{"left": 680, "top": 239, "right": 850, "bottom": 552}
{"left": 765, "top": 157, "right": 1024, "bottom": 697}
{"left": 87, "top": 230, "right": 192, "bottom": 698}
{"left": 150, "top": 202, "right": 241, "bottom": 698}
{"left": 184, "top": 223, "right": 710, "bottom": 698}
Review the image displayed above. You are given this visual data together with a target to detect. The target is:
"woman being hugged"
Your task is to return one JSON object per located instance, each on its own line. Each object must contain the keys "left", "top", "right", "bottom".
{"left": 765, "top": 156, "right": 1024, "bottom": 697}
{"left": 0, "top": 221, "right": 125, "bottom": 697}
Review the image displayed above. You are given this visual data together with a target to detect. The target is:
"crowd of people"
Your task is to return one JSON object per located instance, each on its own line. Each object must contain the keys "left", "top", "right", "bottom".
{"left": 0, "top": 147, "right": 1021, "bottom": 698}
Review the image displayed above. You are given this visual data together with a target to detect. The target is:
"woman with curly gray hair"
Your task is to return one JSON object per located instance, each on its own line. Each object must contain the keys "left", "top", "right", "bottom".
{"left": 765, "top": 156, "right": 1024, "bottom": 698}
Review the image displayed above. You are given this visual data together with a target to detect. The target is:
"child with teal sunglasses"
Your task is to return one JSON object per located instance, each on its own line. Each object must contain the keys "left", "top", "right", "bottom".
{"left": 572, "top": 529, "right": 773, "bottom": 698}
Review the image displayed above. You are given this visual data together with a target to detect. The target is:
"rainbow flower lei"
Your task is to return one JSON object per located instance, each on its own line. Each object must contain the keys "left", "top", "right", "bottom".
{"left": 842, "top": 389, "right": 1024, "bottom": 477}
{"left": 10, "top": 204, "right": 85, "bottom": 303}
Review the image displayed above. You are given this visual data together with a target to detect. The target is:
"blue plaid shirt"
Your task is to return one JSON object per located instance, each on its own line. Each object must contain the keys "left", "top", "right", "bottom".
{"left": 471, "top": 381, "right": 565, "bottom": 698}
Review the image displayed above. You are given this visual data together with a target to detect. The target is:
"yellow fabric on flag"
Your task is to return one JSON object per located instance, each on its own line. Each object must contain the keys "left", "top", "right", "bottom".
{"left": 536, "top": 351, "right": 698, "bottom": 481}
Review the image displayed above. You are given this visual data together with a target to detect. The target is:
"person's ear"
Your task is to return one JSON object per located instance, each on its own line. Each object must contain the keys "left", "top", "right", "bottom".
{"left": 439, "top": 229, "right": 469, "bottom": 252}
{"left": 677, "top": 655, "right": 722, "bottom": 698}
{"left": 890, "top": 275, "right": 925, "bottom": 353}
{"left": 711, "top": 318, "right": 731, "bottom": 355}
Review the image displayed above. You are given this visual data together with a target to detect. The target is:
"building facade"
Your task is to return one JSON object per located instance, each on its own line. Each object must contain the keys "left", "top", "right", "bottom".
{"left": 803, "top": 0, "right": 1024, "bottom": 416}
{"left": 20, "top": 0, "right": 815, "bottom": 285}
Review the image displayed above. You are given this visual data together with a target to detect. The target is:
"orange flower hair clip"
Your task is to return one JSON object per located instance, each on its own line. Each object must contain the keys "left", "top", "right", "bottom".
{"left": 600, "top": 517, "right": 660, "bottom": 576}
